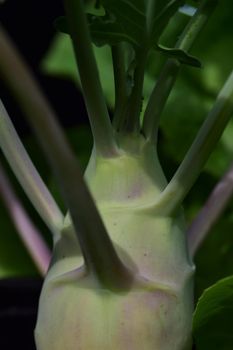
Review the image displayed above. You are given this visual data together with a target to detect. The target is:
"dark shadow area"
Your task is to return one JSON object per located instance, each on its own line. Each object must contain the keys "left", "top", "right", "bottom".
{"left": 0, "top": 0, "right": 89, "bottom": 137}
{"left": 0, "top": 278, "right": 42, "bottom": 350}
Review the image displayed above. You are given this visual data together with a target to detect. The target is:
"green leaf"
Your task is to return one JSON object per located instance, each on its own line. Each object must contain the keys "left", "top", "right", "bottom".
{"left": 87, "top": 14, "right": 137, "bottom": 46}
{"left": 96, "top": 0, "right": 186, "bottom": 48}
{"left": 156, "top": 44, "right": 201, "bottom": 67}
{"left": 56, "top": 1, "right": 185, "bottom": 49}
{"left": 193, "top": 276, "right": 233, "bottom": 350}
{"left": 98, "top": 0, "right": 145, "bottom": 47}
{"left": 54, "top": 15, "right": 136, "bottom": 47}
{"left": 99, "top": 0, "right": 185, "bottom": 47}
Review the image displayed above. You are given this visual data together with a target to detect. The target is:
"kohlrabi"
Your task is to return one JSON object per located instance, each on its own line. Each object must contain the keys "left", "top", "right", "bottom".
{"left": 0, "top": 0, "right": 233, "bottom": 349}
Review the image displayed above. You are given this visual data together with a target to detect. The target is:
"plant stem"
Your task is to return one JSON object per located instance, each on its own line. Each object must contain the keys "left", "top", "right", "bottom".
{"left": 0, "top": 100, "right": 64, "bottom": 238}
{"left": 157, "top": 70, "right": 233, "bottom": 214}
{"left": 142, "top": 59, "right": 180, "bottom": 142}
{"left": 0, "top": 162, "right": 51, "bottom": 276}
{"left": 176, "top": 0, "right": 218, "bottom": 52}
{"left": 111, "top": 44, "right": 128, "bottom": 130}
{"left": 142, "top": 0, "right": 218, "bottom": 141}
{"left": 0, "top": 26, "right": 131, "bottom": 290}
{"left": 187, "top": 161, "right": 233, "bottom": 257}
{"left": 63, "top": 0, "right": 117, "bottom": 157}
{"left": 121, "top": 49, "right": 147, "bottom": 134}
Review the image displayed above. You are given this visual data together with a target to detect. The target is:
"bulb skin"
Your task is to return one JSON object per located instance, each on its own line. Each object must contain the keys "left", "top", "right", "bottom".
{"left": 35, "top": 142, "right": 195, "bottom": 350}
{"left": 35, "top": 209, "right": 194, "bottom": 350}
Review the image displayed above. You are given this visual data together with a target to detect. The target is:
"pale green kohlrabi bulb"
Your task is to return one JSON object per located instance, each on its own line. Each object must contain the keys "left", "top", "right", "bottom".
{"left": 35, "top": 137, "right": 195, "bottom": 350}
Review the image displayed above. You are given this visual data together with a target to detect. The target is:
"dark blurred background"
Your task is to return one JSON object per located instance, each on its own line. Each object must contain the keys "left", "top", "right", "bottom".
{"left": 1, "top": 0, "right": 88, "bottom": 136}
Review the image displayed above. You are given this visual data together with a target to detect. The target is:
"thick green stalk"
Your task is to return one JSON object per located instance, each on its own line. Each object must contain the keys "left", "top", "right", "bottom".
{"left": 63, "top": 0, "right": 117, "bottom": 156}
{"left": 0, "top": 26, "right": 131, "bottom": 290}
{"left": 156, "top": 70, "right": 233, "bottom": 215}
{"left": 142, "top": 0, "right": 218, "bottom": 141}
{"left": 112, "top": 44, "right": 128, "bottom": 130}
{"left": 177, "top": 0, "right": 218, "bottom": 52}
{"left": 0, "top": 100, "right": 63, "bottom": 237}
{"left": 146, "top": 0, "right": 157, "bottom": 33}
{"left": 121, "top": 50, "right": 147, "bottom": 134}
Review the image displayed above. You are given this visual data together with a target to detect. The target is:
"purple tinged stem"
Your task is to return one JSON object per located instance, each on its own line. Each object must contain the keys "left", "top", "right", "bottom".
{"left": 0, "top": 162, "right": 51, "bottom": 276}
{"left": 187, "top": 161, "right": 233, "bottom": 256}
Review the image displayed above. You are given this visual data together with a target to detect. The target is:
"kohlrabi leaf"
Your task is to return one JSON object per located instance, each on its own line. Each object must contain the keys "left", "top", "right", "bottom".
{"left": 87, "top": 14, "right": 135, "bottom": 46}
{"left": 56, "top": 0, "right": 185, "bottom": 49}
{"left": 55, "top": 15, "right": 134, "bottom": 46}
{"left": 102, "top": 0, "right": 185, "bottom": 47}
{"left": 193, "top": 276, "right": 233, "bottom": 350}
